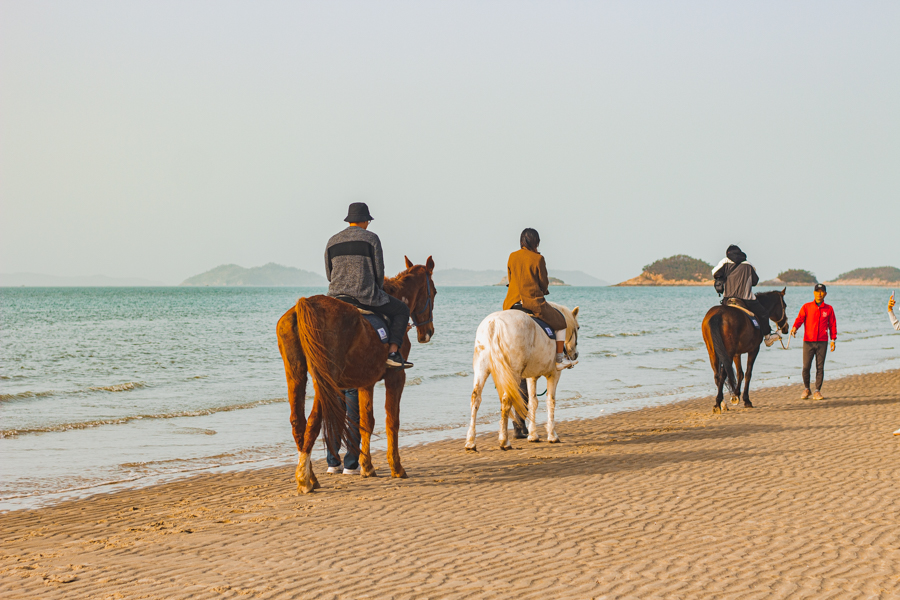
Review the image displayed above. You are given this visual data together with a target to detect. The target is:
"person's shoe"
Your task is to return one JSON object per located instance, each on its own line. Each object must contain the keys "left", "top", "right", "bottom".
{"left": 325, "top": 466, "right": 341, "bottom": 474}
{"left": 800, "top": 389, "right": 811, "bottom": 400}
{"left": 556, "top": 353, "right": 577, "bottom": 370}
{"left": 764, "top": 333, "right": 782, "bottom": 347}
{"left": 893, "top": 428, "right": 900, "bottom": 436}
{"left": 812, "top": 391, "right": 824, "bottom": 400}
{"left": 342, "top": 467, "right": 361, "bottom": 475}
{"left": 386, "top": 352, "right": 413, "bottom": 369}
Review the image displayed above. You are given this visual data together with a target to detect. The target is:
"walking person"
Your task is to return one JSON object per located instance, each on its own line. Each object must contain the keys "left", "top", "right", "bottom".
{"left": 888, "top": 293, "right": 900, "bottom": 435}
{"left": 791, "top": 283, "right": 837, "bottom": 400}
{"left": 323, "top": 389, "right": 362, "bottom": 475}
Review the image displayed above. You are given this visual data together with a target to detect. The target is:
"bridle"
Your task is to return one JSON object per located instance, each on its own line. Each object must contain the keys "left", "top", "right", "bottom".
{"left": 409, "top": 271, "right": 435, "bottom": 328}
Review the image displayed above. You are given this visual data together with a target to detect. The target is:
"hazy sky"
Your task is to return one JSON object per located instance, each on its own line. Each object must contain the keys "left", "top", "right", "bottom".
{"left": 2, "top": 1, "right": 898, "bottom": 284}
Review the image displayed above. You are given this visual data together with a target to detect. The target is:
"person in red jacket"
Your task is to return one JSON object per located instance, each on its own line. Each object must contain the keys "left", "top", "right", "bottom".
{"left": 791, "top": 283, "right": 837, "bottom": 400}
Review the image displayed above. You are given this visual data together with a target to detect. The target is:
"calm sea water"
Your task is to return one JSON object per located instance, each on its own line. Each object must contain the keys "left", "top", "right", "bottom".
{"left": 2, "top": 285, "right": 898, "bottom": 511}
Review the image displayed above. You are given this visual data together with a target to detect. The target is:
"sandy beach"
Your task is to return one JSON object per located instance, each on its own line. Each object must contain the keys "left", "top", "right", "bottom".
{"left": 2, "top": 369, "right": 899, "bottom": 599}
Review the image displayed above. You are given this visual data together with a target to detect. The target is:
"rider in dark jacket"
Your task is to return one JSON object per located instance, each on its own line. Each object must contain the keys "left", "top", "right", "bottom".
{"left": 712, "top": 245, "right": 781, "bottom": 347}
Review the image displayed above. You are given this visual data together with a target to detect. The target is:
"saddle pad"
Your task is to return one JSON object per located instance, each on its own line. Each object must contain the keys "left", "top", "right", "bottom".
{"left": 723, "top": 300, "right": 760, "bottom": 329}
{"left": 531, "top": 317, "right": 556, "bottom": 339}
{"left": 362, "top": 313, "right": 390, "bottom": 344}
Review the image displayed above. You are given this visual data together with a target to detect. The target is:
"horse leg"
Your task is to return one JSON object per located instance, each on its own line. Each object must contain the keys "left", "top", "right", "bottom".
{"left": 384, "top": 370, "right": 408, "bottom": 478}
{"left": 296, "top": 385, "right": 324, "bottom": 494}
{"left": 498, "top": 397, "right": 512, "bottom": 450}
{"left": 713, "top": 364, "right": 726, "bottom": 414}
{"left": 465, "top": 350, "right": 490, "bottom": 451}
{"left": 545, "top": 373, "right": 561, "bottom": 443}
{"left": 278, "top": 336, "right": 308, "bottom": 456}
{"left": 742, "top": 348, "right": 760, "bottom": 408}
{"left": 526, "top": 377, "right": 540, "bottom": 442}
{"left": 358, "top": 385, "right": 377, "bottom": 477}
{"left": 731, "top": 356, "right": 744, "bottom": 405}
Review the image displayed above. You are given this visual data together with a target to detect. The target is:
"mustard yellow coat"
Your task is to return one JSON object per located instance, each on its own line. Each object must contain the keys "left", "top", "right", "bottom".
{"left": 502, "top": 248, "right": 567, "bottom": 331}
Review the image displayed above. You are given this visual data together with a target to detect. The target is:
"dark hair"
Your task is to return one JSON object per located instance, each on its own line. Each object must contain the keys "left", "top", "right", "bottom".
{"left": 520, "top": 228, "right": 540, "bottom": 252}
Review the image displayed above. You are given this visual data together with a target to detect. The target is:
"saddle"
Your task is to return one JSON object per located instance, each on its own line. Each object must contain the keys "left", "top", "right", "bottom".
{"left": 723, "top": 298, "right": 760, "bottom": 330}
{"left": 509, "top": 303, "right": 556, "bottom": 340}
{"left": 333, "top": 295, "right": 391, "bottom": 344}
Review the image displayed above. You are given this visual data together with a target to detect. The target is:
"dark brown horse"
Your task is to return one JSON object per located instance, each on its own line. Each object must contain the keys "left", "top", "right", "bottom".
{"left": 701, "top": 289, "right": 788, "bottom": 413}
{"left": 276, "top": 256, "right": 436, "bottom": 493}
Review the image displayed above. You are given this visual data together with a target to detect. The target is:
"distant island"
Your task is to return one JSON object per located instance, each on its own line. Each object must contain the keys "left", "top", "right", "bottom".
{"left": 615, "top": 255, "right": 714, "bottom": 286}
{"left": 433, "top": 268, "right": 607, "bottom": 286}
{"left": 826, "top": 266, "right": 900, "bottom": 287}
{"left": 760, "top": 269, "right": 817, "bottom": 286}
{"left": 181, "top": 263, "right": 327, "bottom": 286}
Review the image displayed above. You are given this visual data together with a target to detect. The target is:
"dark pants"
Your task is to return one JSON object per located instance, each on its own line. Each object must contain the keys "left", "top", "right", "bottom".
{"left": 802, "top": 342, "right": 828, "bottom": 391}
{"left": 324, "top": 389, "right": 360, "bottom": 470}
{"left": 359, "top": 295, "right": 410, "bottom": 347}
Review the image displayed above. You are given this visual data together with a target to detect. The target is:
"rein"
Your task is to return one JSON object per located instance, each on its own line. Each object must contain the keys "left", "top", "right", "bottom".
{"left": 409, "top": 271, "right": 435, "bottom": 328}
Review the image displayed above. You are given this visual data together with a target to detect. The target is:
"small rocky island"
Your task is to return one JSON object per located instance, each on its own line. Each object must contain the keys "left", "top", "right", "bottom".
{"left": 615, "top": 255, "right": 713, "bottom": 286}
{"left": 826, "top": 266, "right": 900, "bottom": 287}
{"left": 760, "top": 269, "right": 817, "bottom": 286}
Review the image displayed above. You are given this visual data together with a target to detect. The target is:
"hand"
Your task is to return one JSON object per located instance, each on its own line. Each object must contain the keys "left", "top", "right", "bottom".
{"left": 790, "top": 327, "right": 797, "bottom": 337}
{"left": 889, "top": 296, "right": 895, "bottom": 312}
{"left": 830, "top": 340, "right": 836, "bottom": 352}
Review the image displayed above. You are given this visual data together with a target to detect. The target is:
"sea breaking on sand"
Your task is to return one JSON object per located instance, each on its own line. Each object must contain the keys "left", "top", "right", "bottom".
{"left": 2, "top": 369, "right": 899, "bottom": 599}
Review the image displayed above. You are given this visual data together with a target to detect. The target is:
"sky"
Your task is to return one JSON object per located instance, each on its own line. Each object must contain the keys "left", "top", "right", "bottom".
{"left": 1, "top": 1, "right": 898, "bottom": 284}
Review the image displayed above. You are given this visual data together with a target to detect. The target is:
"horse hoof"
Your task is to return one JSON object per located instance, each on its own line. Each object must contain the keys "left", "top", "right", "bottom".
{"left": 465, "top": 446, "right": 477, "bottom": 453}
{"left": 297, "top": 481, "right": 316, "bottom": 494}
{"left": 712, "top": 406, "right": 721, "bottom": 415}
{"left": 743, "top": 401, "right": 754, "bottom": 408}
{"left": 391, "top": 469, "right": 409, "bottom": 479}
{"left": 362, "top": 468, "right": 377, "bottom": 478}
{"left": 527, "top": 436, "right": 541, "bottom": 443}
{"left": 499, "top": 445, "right": 512, "bottom": 451}
{"left": 730, "top": 396, "right": 740, "bottom": 405}
{"left": 548, "top": 437, "right": 561, "bottom": 444}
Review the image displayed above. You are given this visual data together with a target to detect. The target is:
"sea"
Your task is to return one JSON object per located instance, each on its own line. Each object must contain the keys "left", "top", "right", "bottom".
{"left": 1, "top": 285, "right": 898, "bottom": 511}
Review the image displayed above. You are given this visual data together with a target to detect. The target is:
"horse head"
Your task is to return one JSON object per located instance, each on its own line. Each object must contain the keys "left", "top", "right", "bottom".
{"left": 760, "top": 288, "right": 789, "bottom": 334}
{"left": 561, "top": 305, "right": 581, "bottom": 360}
{"left": 402, "top": 255, "right": 436, "bottom": 344}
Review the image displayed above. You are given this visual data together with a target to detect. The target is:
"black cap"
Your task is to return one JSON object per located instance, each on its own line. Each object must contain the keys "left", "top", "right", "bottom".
{"left": 344, "top": 202, "right": 374, "bottom": 223}
{"left": 814, "top": 283, "right": 827, "bottom": 292}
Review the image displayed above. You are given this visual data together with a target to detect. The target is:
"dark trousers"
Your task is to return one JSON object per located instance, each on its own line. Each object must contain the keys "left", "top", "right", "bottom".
{"left": 802, "top": 342, "right": 828, "bottom": 391}
{"left": 359, "top": 295, "right": 410, "bottom": 347}
{"left": 324, "top": 389, "right": 360, "bottom": 470}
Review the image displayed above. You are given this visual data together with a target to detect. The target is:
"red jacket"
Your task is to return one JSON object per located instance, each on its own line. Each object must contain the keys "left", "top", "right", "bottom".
{"left": 793, "top": 301, "right": 837, "bottom": 342}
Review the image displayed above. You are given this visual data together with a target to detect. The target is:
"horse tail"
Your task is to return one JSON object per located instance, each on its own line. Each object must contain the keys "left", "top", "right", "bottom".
{"left": 709, "top": 311, "right": 739, "bottom": 397}
{"left": 486, "top": 318, "right": 528, "bottom": 419}
{"left": 294, "top": 297, "right": 349, "bottom": 456}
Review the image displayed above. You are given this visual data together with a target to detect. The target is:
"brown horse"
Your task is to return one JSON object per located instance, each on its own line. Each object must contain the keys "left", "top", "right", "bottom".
{"left": 701, "top": 289, "right": 789, "bottom": 413}
{"left": 276, "top": 256, "right": 436, "bottom": 493}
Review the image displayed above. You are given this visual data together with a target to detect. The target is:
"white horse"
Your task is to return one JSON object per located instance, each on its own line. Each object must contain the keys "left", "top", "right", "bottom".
{"left": 465, "top": 303, "right": 580, "bottom": 451}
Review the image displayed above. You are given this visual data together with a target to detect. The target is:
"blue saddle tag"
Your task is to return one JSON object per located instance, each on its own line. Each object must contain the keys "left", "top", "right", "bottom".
{"left": 376, "top": 327, "right": 388, "bottom": 342}
{"left": 544, "top": 326, "right": 554, "bottom": 337}
{"left": 750, "top": 318, "right": 759, "bottom": 329}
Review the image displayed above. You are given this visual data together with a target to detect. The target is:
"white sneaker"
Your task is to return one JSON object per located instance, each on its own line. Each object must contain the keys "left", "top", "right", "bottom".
{"left": 556, "top": 356, "right": 577, "bottom": 370}
{"left": 764, "top": 333, "right": 781, "bottom": 347}
{"left": 342, "top": 467, "right": 361, "bottom": 475}
{"left": 325, "top": 466, "right": 340, "bottom": 474}
{"left": 893, "top": 428, "right": 900, "bottom": 436}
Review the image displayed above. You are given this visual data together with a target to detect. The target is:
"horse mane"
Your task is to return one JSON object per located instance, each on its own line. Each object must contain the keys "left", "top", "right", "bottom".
{"left": 384, "top": 267, "right": 419, "bottom": 297}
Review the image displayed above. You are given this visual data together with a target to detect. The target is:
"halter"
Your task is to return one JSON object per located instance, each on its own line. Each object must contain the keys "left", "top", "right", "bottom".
{"left": 409, "top": 271, "right": 435, "bottom": 328}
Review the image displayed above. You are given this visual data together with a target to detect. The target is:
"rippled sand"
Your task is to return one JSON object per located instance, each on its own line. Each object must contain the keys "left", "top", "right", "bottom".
{"left": 2, "top": 370, "right": 899, "bottom": 599}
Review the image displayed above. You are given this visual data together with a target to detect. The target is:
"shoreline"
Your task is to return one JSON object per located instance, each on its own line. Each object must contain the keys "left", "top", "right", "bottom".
{"left": 2, "top": 368, "right": 899, "bottom": 598}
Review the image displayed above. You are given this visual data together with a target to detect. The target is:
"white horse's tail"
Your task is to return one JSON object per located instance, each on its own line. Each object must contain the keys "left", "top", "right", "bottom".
{"left": 487, "top": 319, "right": 528, "bottom": 419}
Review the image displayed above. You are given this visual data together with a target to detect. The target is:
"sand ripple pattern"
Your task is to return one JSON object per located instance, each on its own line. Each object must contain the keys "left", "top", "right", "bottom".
{"left": 1, "top": 370, "right": 899, "bottom": 599}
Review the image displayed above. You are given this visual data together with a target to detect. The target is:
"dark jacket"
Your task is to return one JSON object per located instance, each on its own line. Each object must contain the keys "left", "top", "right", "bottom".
{"left": 502, "top": 248, "right": 567, "bottom": 331}
{"left": 712, "top": 258, "right": 759, "bottom": 301}
{"left": 324, "top": 226, "right": 389, "bottom": 306}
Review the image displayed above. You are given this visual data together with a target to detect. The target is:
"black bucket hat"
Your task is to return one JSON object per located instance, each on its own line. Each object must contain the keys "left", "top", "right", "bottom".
{"left": 344, "top": 202, "right": 374, "bottom": 223}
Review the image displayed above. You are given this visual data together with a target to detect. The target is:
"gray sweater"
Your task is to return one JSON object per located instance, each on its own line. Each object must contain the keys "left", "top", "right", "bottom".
{"left": 712, "top": 258, "right": 759, "bottom": 301}
{"left": 324, "top": 226, "right": 389, "bottom": 307}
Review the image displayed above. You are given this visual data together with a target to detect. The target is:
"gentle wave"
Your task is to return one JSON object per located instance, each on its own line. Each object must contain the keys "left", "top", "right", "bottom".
{"left": 0, "top": 381, "right": 147, "bottom": 402}
{"left": 0, "top": 397, "right": 286, "bottom": 438}
{"left": 592, "top": 331, "right": 653, "bottom": 338}
{"left": 430, "top": 371, "right": 469, "bottom": 379}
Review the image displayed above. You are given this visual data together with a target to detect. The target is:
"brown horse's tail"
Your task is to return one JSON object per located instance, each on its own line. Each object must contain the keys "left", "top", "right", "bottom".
{"left": 294, "top": 297, "right": 349, "bottom": 456}
{"left": 486, "top": 318, "right": 529, "bottom": 419}
{"left": 709, "top": 311, "right": 739, "bottom": 397}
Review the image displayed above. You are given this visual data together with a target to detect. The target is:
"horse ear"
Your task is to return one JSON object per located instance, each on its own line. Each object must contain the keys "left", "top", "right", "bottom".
{"left": 425, "top": 255, "right": 434, "bottom": 273}
{"left": 781, "top": 287, "right": 786, "bottom": 295}
{"left": 404, "top": 256, "right": 414, "bottom": 270}
{"left": 572, "top": 306, "right": 579, "bottom": 318}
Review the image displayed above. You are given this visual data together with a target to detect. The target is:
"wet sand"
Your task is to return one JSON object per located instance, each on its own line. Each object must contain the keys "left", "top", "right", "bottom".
{"left": 2, "top": 369, "right": 900, "bottom": 599}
